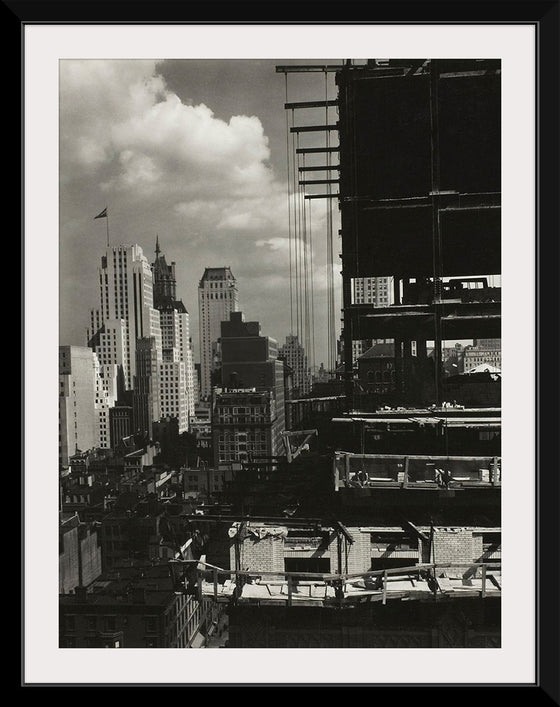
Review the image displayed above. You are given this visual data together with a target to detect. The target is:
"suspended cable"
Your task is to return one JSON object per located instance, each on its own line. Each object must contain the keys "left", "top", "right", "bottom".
{"left": 296, "top": 135, "right": 306, "bottom": 355}
{"left": 291, "top": 111, "right": 301, "bottom": 342}
{"left": 301, "top": 151, "right": 311, "bottom": 366}
{"left": 325, "top": 70, "right": 336, "bottom": 375}
{"left": 307, "top": 197, "right": 316, "bottom": 375}
{"left": 284, "top": 74, "right": 294, "bottom": 336}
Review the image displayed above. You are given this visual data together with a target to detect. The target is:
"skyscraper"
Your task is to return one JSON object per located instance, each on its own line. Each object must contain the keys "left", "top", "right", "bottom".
{"left": 59, "top": 346, "right": 117, "bottom": 467}
{"left": 351, "top": 276, "right": 392, "bottom": 360}
{"left": 212, "top": 311, "right": 285, "bottom": 466}
{"left": 87, "top": 244, "right": 162, "bottom": 393}
{"left": 152, "top": 238, "right": 196, "bottom": 429}
{"left": 132, "top": 337, "right": 160, "bottom": 439}
{"left": 279, "top": 335, "right": 311, "bottom": 398}
{"left": 198, "top": 267, "right": 238, "bottom": 399}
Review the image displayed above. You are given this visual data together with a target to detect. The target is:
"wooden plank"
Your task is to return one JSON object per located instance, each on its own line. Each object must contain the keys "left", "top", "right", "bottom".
{"left": 436, "top": 577, "right": 454, "bottom": 592}
{"left": 405, "top": 520, "right": 431, "bottom": 543}
{"left": 382, "top": 571, "right": 388, "bottom": 605}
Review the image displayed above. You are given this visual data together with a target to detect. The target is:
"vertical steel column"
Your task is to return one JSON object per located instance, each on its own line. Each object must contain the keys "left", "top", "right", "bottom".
{"left": 429, "top": 59, "right": 443, "bottom": 406}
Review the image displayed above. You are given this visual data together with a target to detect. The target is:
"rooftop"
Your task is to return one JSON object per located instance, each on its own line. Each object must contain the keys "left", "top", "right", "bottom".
{"left": 172, "top": 561, "right": 501, "bottom": 608}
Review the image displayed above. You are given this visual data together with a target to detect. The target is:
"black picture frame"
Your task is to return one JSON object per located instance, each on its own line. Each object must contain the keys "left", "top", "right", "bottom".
{"left": 14, "top": 1, "right": 558, "bottom": 697}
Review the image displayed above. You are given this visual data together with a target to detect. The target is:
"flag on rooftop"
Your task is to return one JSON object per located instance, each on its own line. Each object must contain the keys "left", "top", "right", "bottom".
{"left": 94, "top": 207, "right": 108, "bottom": 219}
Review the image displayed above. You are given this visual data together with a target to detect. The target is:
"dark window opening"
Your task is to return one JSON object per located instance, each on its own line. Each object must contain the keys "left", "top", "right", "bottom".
{"left": 284, "top": 557, "right": 330, "bottom": 579}
{"left": 370, "top": 557, "right": 418, "bottom": 571}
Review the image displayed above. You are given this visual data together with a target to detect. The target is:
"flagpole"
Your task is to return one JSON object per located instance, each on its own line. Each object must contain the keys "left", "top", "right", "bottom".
{"left": 106, "top": 207, "right": 110, "bottom": 248}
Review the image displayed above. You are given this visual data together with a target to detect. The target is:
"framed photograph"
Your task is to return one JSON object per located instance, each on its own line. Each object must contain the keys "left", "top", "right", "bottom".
{"left": 18, "top": 3, "right": 558, "bottom": 695}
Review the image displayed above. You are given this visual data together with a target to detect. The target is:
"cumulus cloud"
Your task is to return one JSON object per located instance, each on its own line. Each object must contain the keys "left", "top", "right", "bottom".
{"left": 59, "top": 59, "right": 342, "bottom": 361}
{"left": 61, "top": 60, "right": 276, "bottom": 207}
{"left": 60, "top": 60, "right": 166, "bottom": 171}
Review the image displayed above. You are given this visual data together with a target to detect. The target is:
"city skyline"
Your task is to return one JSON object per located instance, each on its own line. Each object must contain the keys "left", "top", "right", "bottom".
{"left": 59, "top": 59, "right": 342, "bottom": 367}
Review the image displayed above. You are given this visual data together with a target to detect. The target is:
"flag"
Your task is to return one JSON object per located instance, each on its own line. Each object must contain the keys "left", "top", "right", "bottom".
{"left": 94, "top": 208, "right": 108, "bottom": 219}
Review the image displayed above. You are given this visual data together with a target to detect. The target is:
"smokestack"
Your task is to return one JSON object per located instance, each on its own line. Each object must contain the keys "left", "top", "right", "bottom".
{"left": 74, "top": 586, "right": 88, "bottom": 602}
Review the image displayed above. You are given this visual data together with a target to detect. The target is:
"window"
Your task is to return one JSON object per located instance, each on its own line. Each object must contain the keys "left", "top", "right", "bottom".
{"left": 145, "top": 617, "right": 157, "bottom": 633}
{"left": 105, "top": 616, "right": 116, "bottom": 631}
{"left": 65, "top": 615, "right": 76, "bottom": 631}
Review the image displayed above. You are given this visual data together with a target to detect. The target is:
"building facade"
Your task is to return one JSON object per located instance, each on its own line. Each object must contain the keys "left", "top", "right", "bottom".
{"left": 87, "top": 244, "right": 162, "bottom": 393}
{"left": 198, "top": 267, "right": 238, "bottom": 399}
{"left": 350, "top": 277, "right": 392, "bottom": 364}
{"left": 212, "top": 388, "right": 283, "bottom": 465}
{"left": 279, "top": 335, "right": 311, "bottom": 398}
{"left": 60, "top": 346, "right": 117, "bottom": 467}
{"left": 132, "top": 337, "right": 160, "bottom": 438}
{"left": 217, "top": 311, "right": 286, "bottom": 457}
{"left": 152, "top": 238, "right": 196, "bottom": 427}
{"left": 463, "top": 340, "right": 502, "bottom": 374}
{"left": 59, "top": 564, "right": 209, "bottom": 648}
{"left": 59, "top": 512, "right": 103, "bottom": 595}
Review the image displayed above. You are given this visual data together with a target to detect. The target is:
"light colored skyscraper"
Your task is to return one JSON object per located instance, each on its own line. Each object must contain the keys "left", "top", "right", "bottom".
{"left": 198, "top": 267, "right": 238, "bottom": 399}
{"left": 352, "top": 276, "right": 392, "bottom": 307}
{"left": 152, "top": 238, "right": 196, "bottom": 429}
{"left": 59, "top": 346, "right": 117, "bottom": 468}
{"left": 87, "top": 244, "right": 162, "bottom": 392}
{"left": 351, "top": 276, "right": 392, "bottom": 361}
{"left": 279, "top": 335, "right": 311, "bottom": 398}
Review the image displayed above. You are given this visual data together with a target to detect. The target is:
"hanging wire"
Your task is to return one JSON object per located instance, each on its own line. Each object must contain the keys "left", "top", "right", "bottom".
{"left": 308, "top": 197, "right": 316, "bottom": 375}
{"left": 291, "top": 111, "right": 301, "bottom": 342}
{"left": 284, "top": 74, "right": 294, "bottom": 336}
{"left": 325, "top": 69, "right": 336, "bottom": 374}
{"left": 296, "top": 135, "right": 306, "bottom": 356}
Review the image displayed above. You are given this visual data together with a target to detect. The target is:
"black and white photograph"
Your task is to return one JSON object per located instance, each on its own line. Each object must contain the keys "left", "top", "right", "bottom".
{"left": 58, "top": 55, "right": 504, "bottom": 651}
{"left": 22, "top": 20, "right": 548, "bottom": 686}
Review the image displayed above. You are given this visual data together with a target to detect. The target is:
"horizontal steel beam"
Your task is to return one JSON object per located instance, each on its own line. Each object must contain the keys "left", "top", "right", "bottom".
{"left": 276, "top": 65, "right": 345, "bottom": 73}
{"left": 284, "top": 100, "right": 338, "bottom": 109}
{"left": 290, "top": 124, "right": 338, "bottom": 133}
{"left": 299, "top": 178, "right": 340, "bottom": 186}
{"left": 296, "top": 147, "right": 340, "bottom": 154}
{"left": 305, "top": 193, "right": 340, "bottom": 200}
{"left": 299, "top": 165, "right": 340, "bottom": 172}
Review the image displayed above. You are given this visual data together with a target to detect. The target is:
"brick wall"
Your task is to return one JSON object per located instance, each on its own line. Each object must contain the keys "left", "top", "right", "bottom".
{"left": 346, "top": 529, "right": 372, "bottom": 574}
{"left": 238, "top": 536, "right": 285, "bottom": 573}
{"left": 432, "top": 528, "right": 478, "bottom": 565}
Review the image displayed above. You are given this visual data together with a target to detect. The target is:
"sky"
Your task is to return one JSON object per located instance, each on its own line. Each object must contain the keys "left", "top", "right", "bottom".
{"left": 59, "top": 59, "right": 345, "bottom": 369}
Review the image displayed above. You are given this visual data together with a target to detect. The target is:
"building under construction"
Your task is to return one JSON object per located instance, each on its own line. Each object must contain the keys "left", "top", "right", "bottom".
{"left": 169, "top": 59, "right": 502, "bottom": 648}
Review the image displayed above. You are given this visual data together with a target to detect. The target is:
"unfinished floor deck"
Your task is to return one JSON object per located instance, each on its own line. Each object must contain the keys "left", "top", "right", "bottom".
{"left": 198, "top": 571, "right": 501, "bottom": 606}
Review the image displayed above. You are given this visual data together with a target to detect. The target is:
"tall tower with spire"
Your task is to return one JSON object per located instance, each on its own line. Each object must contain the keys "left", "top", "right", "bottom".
{"left": 86, "top": 243, "right": 162, "bottom": 393}
{"left": 151, "top": 238, "right": 196, "bottom": 429}
{"left": 153, "top": 236, "right": 177, "bottom": 305}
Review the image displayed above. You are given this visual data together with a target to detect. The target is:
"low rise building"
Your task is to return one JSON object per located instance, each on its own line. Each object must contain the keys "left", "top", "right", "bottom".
{"left": 59, "top": 562, "right": 211, "bottom": 648}
{"left": 59, "top": 513, "right": 102, "bottom": 595}
{"left": 212, "top": 388, "right": 283, "bottom": 466}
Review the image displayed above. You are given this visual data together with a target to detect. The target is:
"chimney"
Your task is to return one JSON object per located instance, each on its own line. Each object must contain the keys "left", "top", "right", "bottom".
{"left": 74, "top": 586, "right": 88, "bottom": 602}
